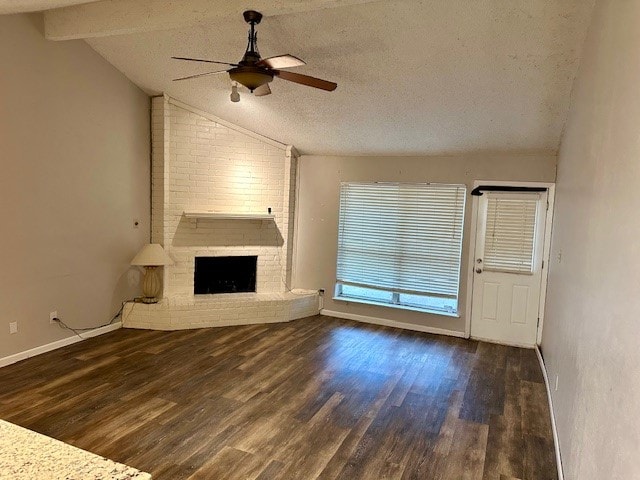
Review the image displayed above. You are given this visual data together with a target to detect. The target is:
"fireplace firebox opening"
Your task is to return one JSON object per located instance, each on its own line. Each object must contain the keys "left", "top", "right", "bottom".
{"left": 194, "top": 256, "right": 257, "bottom": 294}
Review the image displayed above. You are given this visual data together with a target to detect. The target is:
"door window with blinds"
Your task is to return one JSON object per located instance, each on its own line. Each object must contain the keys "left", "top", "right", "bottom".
{"left": 335, "top": 182, "right": 466, "bottom": 315}
{"left": 483, "top": 194, "right": 539, "bottom": 274}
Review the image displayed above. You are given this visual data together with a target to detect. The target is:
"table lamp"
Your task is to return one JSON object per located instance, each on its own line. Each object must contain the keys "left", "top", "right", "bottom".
{"left": 130, "top": 243, "right": 173, "bottom": 303}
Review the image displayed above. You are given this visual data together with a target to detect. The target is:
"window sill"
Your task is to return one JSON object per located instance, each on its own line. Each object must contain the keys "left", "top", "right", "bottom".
{"left": 332, "top": 295, "right": 460, "bottom": 318}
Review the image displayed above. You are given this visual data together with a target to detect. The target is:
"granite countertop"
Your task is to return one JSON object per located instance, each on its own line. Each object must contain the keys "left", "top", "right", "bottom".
{"left": 0, "top": 420, "right": 152, "bottom": 480}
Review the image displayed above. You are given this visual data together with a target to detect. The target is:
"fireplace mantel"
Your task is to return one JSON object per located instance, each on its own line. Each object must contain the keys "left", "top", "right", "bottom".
{"left": 183, "top": 210, "right": 275, "bottom": 221}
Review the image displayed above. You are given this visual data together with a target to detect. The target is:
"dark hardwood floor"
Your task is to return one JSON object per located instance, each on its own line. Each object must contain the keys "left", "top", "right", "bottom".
{"left": 0, "top": 315, "right": 557, "bottom": 480}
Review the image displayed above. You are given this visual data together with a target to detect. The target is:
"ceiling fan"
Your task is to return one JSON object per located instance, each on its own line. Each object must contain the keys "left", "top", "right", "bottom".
{"left": 172, "top": 10, "right": 337, "bottom": 99}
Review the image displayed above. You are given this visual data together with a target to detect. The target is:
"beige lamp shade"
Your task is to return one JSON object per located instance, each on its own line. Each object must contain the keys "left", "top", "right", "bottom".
{"left": 130, "top": 243, "right": 173, "bottom": 266}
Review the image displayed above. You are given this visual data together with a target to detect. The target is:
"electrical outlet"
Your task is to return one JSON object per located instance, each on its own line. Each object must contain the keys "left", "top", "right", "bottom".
{"left": 50, "top": 311, "right": 58, "bottom": 324}
{"left": 318, "top": 289, "right": 325, "bottom": 296}
{"left": 9, "top": 322, "right": 17, "bottom": 334}
{"left": 555, "top": 374, "right": 559, "bottom": 391}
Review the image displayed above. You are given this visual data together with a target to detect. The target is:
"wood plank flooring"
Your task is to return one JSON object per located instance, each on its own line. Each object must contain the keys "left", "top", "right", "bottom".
{"left": 0, "top": 315, "right": 557, "bottom": 480}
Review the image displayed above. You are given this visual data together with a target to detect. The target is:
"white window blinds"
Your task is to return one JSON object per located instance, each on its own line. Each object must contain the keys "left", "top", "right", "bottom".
{"left": 483, "top": 194, "right": 538, "bottom": 273}
{"left": 336, "top": 182, "right": 466, "bottom": 299}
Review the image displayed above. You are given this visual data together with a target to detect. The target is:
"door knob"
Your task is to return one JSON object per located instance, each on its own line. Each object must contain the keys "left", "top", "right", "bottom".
{"left": 475, "top": 268, "right": 482, "bottom": 274}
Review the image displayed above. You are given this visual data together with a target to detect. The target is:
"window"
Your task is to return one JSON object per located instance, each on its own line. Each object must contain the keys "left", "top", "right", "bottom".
{"left": 483, "top": 194, "right": 539, "bottom": 274}
{"left": 335, "top": 182, "right": 466, "bottom": 315}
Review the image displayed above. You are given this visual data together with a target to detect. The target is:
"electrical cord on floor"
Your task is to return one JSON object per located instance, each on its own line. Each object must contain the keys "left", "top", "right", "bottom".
{"left": 52, "top": 300, "right": 135, "bottom": 339}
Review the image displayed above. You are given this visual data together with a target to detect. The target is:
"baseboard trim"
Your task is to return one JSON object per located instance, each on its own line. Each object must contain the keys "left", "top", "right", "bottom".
{"left": 535, "top": 346, "right": 564, "bottom": 480}
{"left": 0, "top": 322, "right": 122, "bottom": 369}
{"left": 320, "top": 309, "right": 466, "bottom": 338}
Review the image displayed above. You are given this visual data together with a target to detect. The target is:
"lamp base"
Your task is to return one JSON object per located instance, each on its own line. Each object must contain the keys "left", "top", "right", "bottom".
{"left": 142, "top": 266, "right": 162, "bottom": 302}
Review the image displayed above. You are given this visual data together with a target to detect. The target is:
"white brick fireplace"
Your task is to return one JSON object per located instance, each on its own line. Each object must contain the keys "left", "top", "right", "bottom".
{"left": 123, "top": 95, "right": 318, "bottom": 329}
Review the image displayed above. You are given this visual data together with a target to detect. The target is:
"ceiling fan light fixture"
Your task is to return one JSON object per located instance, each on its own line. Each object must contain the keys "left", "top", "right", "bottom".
{"left": 230, "top": 84, "right": 240, "bottom": 102}
{"left": 229, "top": 67, "right": 273, "bottom": 92}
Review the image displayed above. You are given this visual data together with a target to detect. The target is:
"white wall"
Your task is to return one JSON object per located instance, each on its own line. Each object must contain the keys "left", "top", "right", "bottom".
{"left": 294, "top": 153, "right": 556, "bottom": 334}
{"left": 0, "top": 14, "right": 150, "bottom": 358}
{"left": 541, "top": 0, "right": 640, "bottom": 478}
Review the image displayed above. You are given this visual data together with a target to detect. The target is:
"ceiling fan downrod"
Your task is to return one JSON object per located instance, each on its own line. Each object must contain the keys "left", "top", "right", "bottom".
{"left": 243, "top": 10, "right": 262, "bottom": 60}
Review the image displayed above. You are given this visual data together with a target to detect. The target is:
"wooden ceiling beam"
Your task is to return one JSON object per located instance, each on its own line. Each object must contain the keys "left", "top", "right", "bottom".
{"left": 44, "top": 0, "right": 378, "bottom": 40}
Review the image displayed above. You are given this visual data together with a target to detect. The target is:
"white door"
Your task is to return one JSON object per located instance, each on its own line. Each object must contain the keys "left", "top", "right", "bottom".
{"left": 470, "top": 191, "right": 548, "bottom": 346}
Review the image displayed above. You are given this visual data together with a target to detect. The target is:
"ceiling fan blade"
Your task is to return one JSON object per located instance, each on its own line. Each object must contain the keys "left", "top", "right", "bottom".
{"left": 254, "top": 83, "right": 272, "bottom": 96}
{"left": 257, "top": 54, "right": 306, "bottom": 69}
{"left": 273, "top": 70, "right": 337, "bottom": 91}
{"left": 172, "top": 70, "right": 228, "bottom": 82}
{"left": 172, "top": 56, "right": 239, "bottom": 67}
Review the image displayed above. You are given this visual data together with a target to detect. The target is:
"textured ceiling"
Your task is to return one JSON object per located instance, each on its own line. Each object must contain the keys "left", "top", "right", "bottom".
{"left": 84, "top": 0, "right": 593, "bottom": 155}
{"left": 0, "top": 0, "right": 98, "bottom": 14}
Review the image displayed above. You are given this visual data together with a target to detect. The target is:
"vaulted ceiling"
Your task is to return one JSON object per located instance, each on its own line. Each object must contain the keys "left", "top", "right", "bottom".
{"left": 5, "top": 0, "right": 595, "bottom": 155}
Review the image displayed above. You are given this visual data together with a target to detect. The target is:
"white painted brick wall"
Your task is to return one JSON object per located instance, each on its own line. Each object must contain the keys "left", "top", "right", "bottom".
{"left": 151, "top": 96, "right": 166, "bottom": 247}
{"left": 152, "top": 97, "right": 298, "bottom": 299}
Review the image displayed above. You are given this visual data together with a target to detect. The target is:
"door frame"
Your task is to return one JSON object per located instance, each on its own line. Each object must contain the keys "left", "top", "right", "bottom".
{"left": 464, "top": 180, "right": 556, "bottom": 345}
